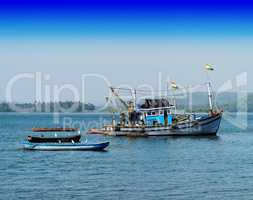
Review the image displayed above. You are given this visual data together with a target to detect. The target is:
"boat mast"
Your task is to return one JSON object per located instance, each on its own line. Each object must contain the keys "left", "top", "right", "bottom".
{"left": 207, "top": 82, "right": 213, "bottom": 112}
{"left": 170, "top": 81, "right": 178, "bottom": 114}
{"left": 132, "top": 89, "right": 137, "bottom": 111}
{"left": 204, "top": 64, "right": 215, "bottom": 113}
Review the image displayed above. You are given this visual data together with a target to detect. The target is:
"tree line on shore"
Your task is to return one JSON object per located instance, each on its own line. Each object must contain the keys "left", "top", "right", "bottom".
{"left": 0, "top": 93, "right": 252, "bottom": 113}
{"left": 0, "top": 101, "right": 95, "bottom": 112}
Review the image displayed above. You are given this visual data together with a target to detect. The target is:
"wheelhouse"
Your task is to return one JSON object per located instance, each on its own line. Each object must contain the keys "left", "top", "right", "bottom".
{"left": 137, "top": 98, "right": 175, "bottom": 126}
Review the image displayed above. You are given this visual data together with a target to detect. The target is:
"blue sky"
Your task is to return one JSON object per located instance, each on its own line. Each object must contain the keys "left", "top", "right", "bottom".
{"left": 1, "top": 0, "right": 253, "bottom": 39}
{"left": 0, "top": 0, "right": 252, "bottom": 102}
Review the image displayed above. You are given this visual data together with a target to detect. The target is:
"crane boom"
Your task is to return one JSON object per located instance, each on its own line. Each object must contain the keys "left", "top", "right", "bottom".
{"left": 110, "top": 87, "right": 129, "bottom": 109}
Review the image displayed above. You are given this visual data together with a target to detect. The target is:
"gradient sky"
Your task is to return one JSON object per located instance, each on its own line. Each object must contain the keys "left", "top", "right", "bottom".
{"left": 0, "top": 0, "right": 252, "bottom": 103}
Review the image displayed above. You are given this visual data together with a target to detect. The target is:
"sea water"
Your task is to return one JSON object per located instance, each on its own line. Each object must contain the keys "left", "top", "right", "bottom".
{"left": 1, "top": 113, "right": 253, "bottom": 200}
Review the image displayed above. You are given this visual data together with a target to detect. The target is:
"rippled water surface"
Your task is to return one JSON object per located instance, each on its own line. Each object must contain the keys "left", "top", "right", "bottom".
{"left": 1, "top": 113, "right": 253, "bottom": 200}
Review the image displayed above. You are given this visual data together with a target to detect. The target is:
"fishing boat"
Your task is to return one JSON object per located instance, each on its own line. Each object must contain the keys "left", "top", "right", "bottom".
{"left": 27, "top": 128, "right": 81, "bottom": 143}
{"left": 23, "top": 141, "right": 110, "bottom": 151}
{"left": 88, "top": 65, "right": 222, "bottom": 137}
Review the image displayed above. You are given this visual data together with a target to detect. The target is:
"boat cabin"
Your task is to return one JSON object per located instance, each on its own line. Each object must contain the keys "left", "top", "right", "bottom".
{"left": 137, "top": 98, "right": 174, "bottom": 126}
{"left": 142, "top": 108, "right": 173, "bottom": 126}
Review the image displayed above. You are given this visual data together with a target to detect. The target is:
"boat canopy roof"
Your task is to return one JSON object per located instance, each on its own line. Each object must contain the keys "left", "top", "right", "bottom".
{"left": 138, "top": 98, "right": 173, "bottom": 110}
{"left": 31, "top": 128, "right": 79, "bottom": 132}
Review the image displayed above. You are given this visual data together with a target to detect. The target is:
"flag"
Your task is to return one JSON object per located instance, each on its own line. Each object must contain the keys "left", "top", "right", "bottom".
{"left": 205, "top": 64, "right": 214, "bottom": 71}
{"left": 171, "top": 81, "right": 178, "bottom": 89}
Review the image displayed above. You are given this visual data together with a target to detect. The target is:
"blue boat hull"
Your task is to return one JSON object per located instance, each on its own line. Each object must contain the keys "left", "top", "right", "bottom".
{"left": 23, "top": 142, "right": 110, "bottom": 151}
{"left": 167, "top": 113, "right": 222, "bottom": 136}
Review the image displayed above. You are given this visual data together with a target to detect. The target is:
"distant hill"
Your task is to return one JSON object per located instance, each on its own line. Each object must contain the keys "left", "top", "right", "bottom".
{"left": 0, "top": 92, "right": 251, "bottom": 113}
{"left": 99, "top": 92, "right": 251, "bottom": 113}
{"left": 175, "top": 92, "right": 249, "bottom": 112}
{"left": 0, "top": 101, "right": 96, "bottom": 113}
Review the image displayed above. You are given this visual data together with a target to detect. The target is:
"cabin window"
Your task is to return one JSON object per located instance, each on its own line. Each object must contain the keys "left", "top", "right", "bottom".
{"left": 147, "top": 111, "right": 151, "bottom": 115}
{"left": 152, "top": 111, "right": 156, "bottom": 115}
{"left": 160, "top": 111, "right": 163, "bottom": 115}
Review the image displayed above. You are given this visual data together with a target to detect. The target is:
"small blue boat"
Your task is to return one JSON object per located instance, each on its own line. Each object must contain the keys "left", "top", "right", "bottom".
{"left": 23, "top": 141, "right": 110, "bottom": 151}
